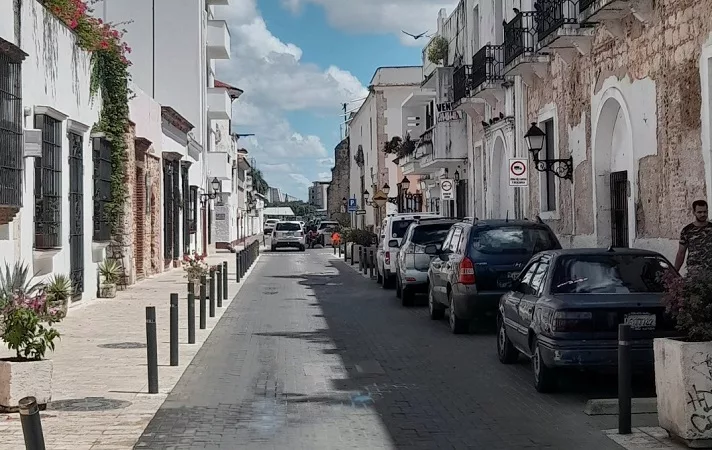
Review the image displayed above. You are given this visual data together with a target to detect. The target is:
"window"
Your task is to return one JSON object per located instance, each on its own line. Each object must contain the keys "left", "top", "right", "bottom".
{"left": 470, "top": 225, "right": 560, "bottom": 255}
{"left": 391, "top": 219, "right": 415, "bottom": 238}
{"left": 517, "top": 261, "right": 540, "bottom": 295}
{"left": 275, "top": 222, "right": 302, "bottom": 231}
{"left": 0, "top": 51, "right": 23, "bottom": 209}
{"left": 447, "top": 227, "right": 463, "bottom": 253}
{"left": 529, "top": 257, "right": 550, "bottom": 296}
{"left": 551, "top": 254, "right": 671, "bottom": 294}
{"left": 189, "top": 186, "right": 198, "bottom": 233}
{"left": 92, "top": 137, "right": 112, "bottom": 241}
{"left": 34, "top": 115, "right": 63, "bottom": 249}
{"left": 411, "top": 223, "right": 454, "bottom": 245}
{"left": 541, "top": 118, "right": 556, "bottom": 212}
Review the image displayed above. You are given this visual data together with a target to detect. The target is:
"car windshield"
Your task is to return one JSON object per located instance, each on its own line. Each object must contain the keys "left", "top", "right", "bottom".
{"left": 411, "top": 223, "right": 454, "bottom": 245}
{"left": 275, "top": 222, "right": 301, "bottom": 231}
{"left": 470, "top": 226, "right": 559, "bottom": 254}
{"left": 551, "top": 254, "right": 672, "bottom": 294}
{"left": 391, "top": 220, "right": 415, "bottom": 238}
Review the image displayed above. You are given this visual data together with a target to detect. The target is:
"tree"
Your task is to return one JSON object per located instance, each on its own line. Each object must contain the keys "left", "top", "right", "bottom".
{"left": 250, "top": 167, "right": 269, "bottom": 195}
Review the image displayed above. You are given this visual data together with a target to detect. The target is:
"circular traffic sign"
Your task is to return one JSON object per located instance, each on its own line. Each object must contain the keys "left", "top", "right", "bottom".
{"left": 510, "top": 160, "right": 526, "bottom": 176}
{"left": 441, "top": 180, "right": 453, "bottom": 191}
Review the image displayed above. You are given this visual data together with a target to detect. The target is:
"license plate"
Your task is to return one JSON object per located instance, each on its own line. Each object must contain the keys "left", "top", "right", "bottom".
{"left": 286, "top": 232, "right": 294, "bottom": 236}
{"left": 508, "top": 271, "right": 519, "bottom": 280}
{"left": 624, "top": 312, "right": 656, "bottom": 330}
{"left": 497, "top": 278, "right": 512, "bottom": 289}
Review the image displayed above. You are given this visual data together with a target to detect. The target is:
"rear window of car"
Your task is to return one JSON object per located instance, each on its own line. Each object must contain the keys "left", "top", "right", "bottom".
{"left": 411, "top": 223, "right": 455, "bottom": 244}
{"left": 391, "top": 219, "right": 415, "bottom": 238}
{"left": 469, "top": 225, "right": 559, "bottom": 255}
{"left": 266, "top": 219, "right": 279, "bottom": 224}
{"left": 318, "top": 222, "right": 338, "bottom": 230}
{"left": 275, "top": 222, "right": 301, "bottom": 231}
{"left": 551, "top": 254, "right": 672, "bottom": 294}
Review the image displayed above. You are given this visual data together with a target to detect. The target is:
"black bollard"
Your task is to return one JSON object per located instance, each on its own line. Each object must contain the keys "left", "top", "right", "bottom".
{"left": 239, "top": 250, "right": 244, "bottom": 277}
{"left": 187, "top": 290, "right": 195, "bottom": 344}
{"left": 18, "top": 396, "right": 45, "bottom": 450}
{"left": 236, "top": 250, "right": 241, "bottom": 283}
{"left": 362, "top": 247, "right": 368, "bottom": 274}
{"left": 145, "top": 306, "right": 158, "bottom": 394}
{"left": 170, "top": 293, "right": 179, "bottom": 366}
{"left": 222, "top": 261, "right": 228, "bottom": 301}
{"left": 187, "top": 281, "right": 194, "bottom": 296}
{"left": 216, "top": 265, "right": 223, "bottom": 308}
{"left": 199, "top": 276, "right": 207, "bottom": 330}
{"left": 209, "top": 272, "right": 216, "bottom": 318}
{"left": 369, "top": 248, "right": 375, "bottom": 278}
{"left": 618, "top": 323, "right": 632, "bottom": 434}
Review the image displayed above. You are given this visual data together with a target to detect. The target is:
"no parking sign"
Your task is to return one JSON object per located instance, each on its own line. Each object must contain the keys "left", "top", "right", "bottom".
{"left": 509, "top": 158, "right": 528, "bottom": 186}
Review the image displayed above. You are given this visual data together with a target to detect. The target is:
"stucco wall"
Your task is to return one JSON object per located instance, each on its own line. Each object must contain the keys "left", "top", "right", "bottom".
{"left": 524, "top": 1, "right": 712, "bottom": 260}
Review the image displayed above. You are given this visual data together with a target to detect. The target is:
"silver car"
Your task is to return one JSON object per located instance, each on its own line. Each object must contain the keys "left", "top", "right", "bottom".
{"left": 394, "top": 218, "right": 458, "bottom": 306}
{"left": 270, "top": 221, "right": 306, "bottom": 251}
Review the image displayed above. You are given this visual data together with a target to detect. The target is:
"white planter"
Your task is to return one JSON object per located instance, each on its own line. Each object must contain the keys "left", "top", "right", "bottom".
{"left": 655, "top": 338, "right": 712, "bottom": 448}
{"left": 0, "top": 359, "right": 53, "bottom": 412}
{"left": 99, "top": 283, "right": 117, "bottom": 298}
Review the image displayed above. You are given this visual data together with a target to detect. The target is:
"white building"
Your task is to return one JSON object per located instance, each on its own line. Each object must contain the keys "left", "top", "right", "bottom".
{"left": 268, "top": 187, "right": 284, "bottom": 203}
{"left": 348, "top": 67, "right": 423, "bottom": 229}
{"left": 308, "top": 181, "right": 330, "bottom": 210}
{"left": 0, "top": 1, "right": 101, "bottom": 302}
{"left": 96, "top": 0, "right": 232, "bottom": 259}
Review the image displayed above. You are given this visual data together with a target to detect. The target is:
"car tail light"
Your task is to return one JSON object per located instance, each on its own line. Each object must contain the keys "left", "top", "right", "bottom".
{"left": 458, "top": 257, "right": 476, "bottom": 284}
{"left": 385, "top": 251, "right": 390, "bottom": 265}
{"left": 552, "top": 311, "right": 593, "bottom": 332}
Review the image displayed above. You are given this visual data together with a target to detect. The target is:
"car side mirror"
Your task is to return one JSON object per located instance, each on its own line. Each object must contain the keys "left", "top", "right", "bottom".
{"left": 424, "top": 244, "right": 438, "bottom": 255}
{"left": 388, "top": 239, "right": 399, "bottom": 248}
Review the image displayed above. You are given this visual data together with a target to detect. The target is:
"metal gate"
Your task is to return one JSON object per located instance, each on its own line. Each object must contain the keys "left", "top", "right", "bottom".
{"left": 610, "top": 171, "right": 629, "bottom": 247}
{"left": 163, "top": 160, "right": 180, "bottom": 262}
{"left": 68, "top": 133, "right": 84, "bottom": 299}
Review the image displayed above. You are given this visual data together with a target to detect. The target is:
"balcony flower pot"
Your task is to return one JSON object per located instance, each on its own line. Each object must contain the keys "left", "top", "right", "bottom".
{"left": 0, "top": 358, "right": 53, "bottom": 412}
{"left": 656, "top": 271, "right": 712, "bottom": 447}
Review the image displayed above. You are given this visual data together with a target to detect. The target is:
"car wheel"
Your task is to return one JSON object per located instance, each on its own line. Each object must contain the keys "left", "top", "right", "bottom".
{"left": 382, "top": 274, "right": 393, "bottom": 289}
{"left": 448, "top": 291, "right": 469, "bottom": 334}
{"left": 270, "top": 245, "right": 276, "bottom": 252}
{"left": 299, "top": 245, "right": 305, "bottom": 251}
{"left": 532, "top": 336, "right": 557, "bottom": 393}
{"left": 497, "top": 315, "right": 519, "bottom": 364}
{"left": 401, "top": 285, "right": 414, "bottom": 307}
{"left": 428, "top": 284, "right": 444, "bottom": 320}
{"left": 395, "top": 276, "right": 402, "bottom": 298}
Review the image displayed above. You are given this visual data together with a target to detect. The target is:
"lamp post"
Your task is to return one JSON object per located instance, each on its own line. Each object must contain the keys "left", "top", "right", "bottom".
{"left": 199, "top": 178, "right": 222, "bottom": 256}
{"left": 524, "top": 122, "right": 573, "bottom": 181}
{"left": 362, "top": 190, "right": 370, "bottom": 229}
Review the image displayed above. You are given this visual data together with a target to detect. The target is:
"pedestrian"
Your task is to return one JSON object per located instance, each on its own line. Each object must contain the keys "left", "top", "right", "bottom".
{"left": 674, "top": 199, "right": 712, "bottom": 275}
{"left": 331, "top": 230, "right": 341, "bottom": 249}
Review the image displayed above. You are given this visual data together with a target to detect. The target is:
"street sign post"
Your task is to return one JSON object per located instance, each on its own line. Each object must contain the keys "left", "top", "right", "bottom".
{"left": 348, "top": 198, "right": 358, "bottom": 212}
{"left": 356, "top": 209, "right": 366, "bottom": 215}
{"left": 440, "top": 179, "right": 454, "bottom": 200}
{"left": 509, "top": 158, "right": 528, "bottom": 186}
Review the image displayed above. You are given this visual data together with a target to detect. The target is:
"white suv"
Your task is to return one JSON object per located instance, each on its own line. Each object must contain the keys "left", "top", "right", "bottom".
{"left": 377, "top": 213, "right": 440, "bottom": 288}
{"left": 270, "top": 221, "right": 306, "bottom": 251}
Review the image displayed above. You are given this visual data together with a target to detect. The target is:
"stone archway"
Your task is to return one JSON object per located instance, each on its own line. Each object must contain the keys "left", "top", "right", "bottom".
{"left": 490, "top": 136, "right": 508, "bottom": 219}
{"left": 592, "top": 90, "right": 635, "bottom": 247}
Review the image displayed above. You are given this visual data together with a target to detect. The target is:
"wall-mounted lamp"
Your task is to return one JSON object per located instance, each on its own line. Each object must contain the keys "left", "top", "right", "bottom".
{"left": 524, "top": 122, "right": 573, "bottom": 181}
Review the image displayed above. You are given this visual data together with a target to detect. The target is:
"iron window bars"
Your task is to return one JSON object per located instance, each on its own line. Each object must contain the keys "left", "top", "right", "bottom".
{"left": 92, "top": 136, "right": 112, "bottom": 241}
{"left": 0, "top": 52, "right": 23, "bottom": 209}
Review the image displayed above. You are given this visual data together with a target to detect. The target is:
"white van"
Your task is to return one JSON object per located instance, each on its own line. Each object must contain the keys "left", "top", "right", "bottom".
{"left": 377, "top": 212, "right": 440, "bottom": 288}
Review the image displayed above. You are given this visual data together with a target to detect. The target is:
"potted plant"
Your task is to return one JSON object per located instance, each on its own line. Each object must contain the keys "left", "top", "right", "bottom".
{"left": 655, "top": 270, "right": 712, "bottom": 447}
{"left": 45, "top": 274, "right": 72, "bottom": 319}
{"left": 0, "top": 263, "right": 63, "bottom": 412}
{"left": 182, "top": 253, "right": 209, "bottom": 283}
{"left": 427, "top": 35, "right": 449, "bottom": 65}
{"left": 98, "top": 259, "right": 120, "bottom": 298}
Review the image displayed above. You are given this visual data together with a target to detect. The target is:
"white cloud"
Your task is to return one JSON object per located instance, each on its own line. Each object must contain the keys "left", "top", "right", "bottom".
{"left": 215, "top": 0, "right": 368, "bottom": 197}
{"left": 289, "top": 173, "right": 313, "bottom": 189}
{"left": 281, "top": 0, "right": 459, "bottom": 46}
{"left": 317, "top": 157, "right": 334, "bottom": 167}
{"left": 318, "top": 172, "right": 332, "bottom": 181}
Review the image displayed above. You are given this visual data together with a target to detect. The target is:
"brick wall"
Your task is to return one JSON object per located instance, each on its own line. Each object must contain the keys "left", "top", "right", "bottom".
{"left": 146, "top": 155, "right": 162, "bottom": 275}
{"left": 327, "top": 138, "right": 350, "bottom": 224}
{"left": 525, "top": 0, "right": 712, "bottom": 243}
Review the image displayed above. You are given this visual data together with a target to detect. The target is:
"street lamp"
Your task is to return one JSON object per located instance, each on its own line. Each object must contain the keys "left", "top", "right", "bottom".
{"left": 400, "top": 176, "right": 410, "bottom": 191}
{"left": 454, "top": 170, "right": 460, "bottom": 182}
{"left": 382, "top": 183, "right": 390, "bottom": 195}
{"left": 524, "top": 122, "right": 573, "bottom": 181}
{"left": 363, "top": 190, "right": 370, "bottom": 203}
{"left": 200, "top": 177, "right": 222, "bottom": 204}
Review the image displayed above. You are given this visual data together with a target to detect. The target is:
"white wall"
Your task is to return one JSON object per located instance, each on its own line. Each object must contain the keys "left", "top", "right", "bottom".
{"left": 130, "top": 85, "right": 163, "bottom": 150}
{"left": 5, "top": 2, "right": 102, "bottom": 302}
{"left": 348, "top": 95, "right": 375, "bottom": 227}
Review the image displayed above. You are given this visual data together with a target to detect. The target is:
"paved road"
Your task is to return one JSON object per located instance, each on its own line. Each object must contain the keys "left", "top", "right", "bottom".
{"left": 135, "top": 249, "right": 655, "bottom": 449}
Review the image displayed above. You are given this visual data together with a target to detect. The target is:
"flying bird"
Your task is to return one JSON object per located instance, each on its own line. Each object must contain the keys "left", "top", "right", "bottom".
{"left": 402, "top": 30, "right": 429, "bottom": 40}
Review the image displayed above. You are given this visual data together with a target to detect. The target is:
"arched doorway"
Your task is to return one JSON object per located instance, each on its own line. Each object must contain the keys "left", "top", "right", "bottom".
{"left": 593, "top": 91, "right": 635, "bottom": 247}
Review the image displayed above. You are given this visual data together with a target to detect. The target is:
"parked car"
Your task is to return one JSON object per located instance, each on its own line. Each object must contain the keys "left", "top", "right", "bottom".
{"left": 377, "top": 213, "right": 440, "bottom": 288}
{"left": 270, "top": 221, "right": 306, "bottom": 251}
{"left": 394, "top": 218, "right": 458, "bottom": 306}
{"left": 264, "top": 218, "right": 280, "bottom": 235}
{"left": 427, "top": 219, "right": 561, "bottom": 334}
{"left": 496, "top": 248, "right": 678, "bottom": 393}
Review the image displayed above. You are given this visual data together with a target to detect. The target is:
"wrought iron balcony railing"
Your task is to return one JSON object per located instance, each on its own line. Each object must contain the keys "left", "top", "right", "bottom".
{"left": 579, "top": 0, "right": 595, "bottom": 12}
{"left": 537, "top": 0, "right": 579, "bottom": 42}
{"left": 504, "top": 11, "right": 537, "bottom": 66}
{"left": 453, "top": 64, "right": 472, "bottom": 104}
{"left": 472, "top": 44, "right": 505, "bottom": 91}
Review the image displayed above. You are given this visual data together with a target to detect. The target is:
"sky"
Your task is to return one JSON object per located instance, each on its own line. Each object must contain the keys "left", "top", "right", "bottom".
{"left": 214, "top": 0, "right": 458, "bottom": 201}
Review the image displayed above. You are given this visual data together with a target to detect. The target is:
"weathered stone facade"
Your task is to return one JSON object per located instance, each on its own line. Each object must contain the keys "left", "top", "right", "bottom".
{"left": 133, "top": 135, "right": 163, "bottom": 280}
{"left": 524, "top": 0, "right": 712, "bottom": 258}
{"left": 327, "top": 138, "right": 350, "bottom": 225}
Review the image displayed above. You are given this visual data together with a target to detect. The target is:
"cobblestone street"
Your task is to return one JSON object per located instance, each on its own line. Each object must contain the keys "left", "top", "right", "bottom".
{"left": 135, "top": 249, "right": 658, "bottom": 449}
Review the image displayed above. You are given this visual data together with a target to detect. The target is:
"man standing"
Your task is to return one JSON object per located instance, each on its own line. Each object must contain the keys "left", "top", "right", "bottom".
{"left": 675, "top": 200, "right": 712, "bottom": 275}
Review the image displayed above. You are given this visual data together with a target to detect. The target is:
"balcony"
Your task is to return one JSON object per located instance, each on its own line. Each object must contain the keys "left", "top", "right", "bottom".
{"left": 536, "top": 0, "right": 594, "bottom": 62}
{"left": 208, "top": 88, "right": 232, "bottom": 121}
{"left": 207, "top": 20, "right": 231, "bottom": 60}
{"left": 579, "top": 0, "right": 653, "bottom": 39}
{"left": 414, "top": 124, "right": 467, "bottom": 173}
{"left": 206, "top": 151, "right": 231, "bottom": 180}
{"left": 453, "top": 45, "right": 506, "bottom": 116}
{"left": 503, "top": 11, "right": 550, "bottom": 84}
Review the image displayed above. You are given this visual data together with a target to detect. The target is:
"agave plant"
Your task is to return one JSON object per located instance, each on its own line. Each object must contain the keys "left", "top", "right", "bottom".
{"left": 0, "top": 262, "right": 43, "bottom": 303}
{"left": 98, "top": 259, "right": 121, "bottom": 285}
{"left": 45, "top": 274, "right": 72, "bottom": 302}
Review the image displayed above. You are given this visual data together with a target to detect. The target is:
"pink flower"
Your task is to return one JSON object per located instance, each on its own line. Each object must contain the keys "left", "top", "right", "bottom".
{"left": 70, "top": 20, "right": 78, "bottom": 29}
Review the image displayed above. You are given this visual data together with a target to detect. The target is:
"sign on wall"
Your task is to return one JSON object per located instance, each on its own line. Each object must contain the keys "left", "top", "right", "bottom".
{"left": 348, "top": 198, "right": 357, "bottom": 212}
{"left": 509, "top": 158, "right": 528, "bottom": 187}
{"left": 436, "top": 102, "right": 464, "bottom": 123}
{"left": 440, "top": 179, "right": 454, "bottom": 200}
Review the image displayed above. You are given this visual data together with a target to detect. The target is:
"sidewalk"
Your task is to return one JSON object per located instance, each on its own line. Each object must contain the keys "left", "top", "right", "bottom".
{"left": 0, "top": 235, "right": 264, "bottom": 450}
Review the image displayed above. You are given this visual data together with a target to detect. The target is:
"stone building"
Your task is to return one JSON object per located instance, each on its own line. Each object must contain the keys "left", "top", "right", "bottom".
{"left": 327, "top": 138, "right": 350, "bottom": 224}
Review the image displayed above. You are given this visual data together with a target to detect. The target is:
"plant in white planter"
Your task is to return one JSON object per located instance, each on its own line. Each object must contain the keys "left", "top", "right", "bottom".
{"left": 0, "top": 263, "right": 63, "bottom": 412}
{"left": 98, "top": 259, "right": 120, "bottom": 298}
{"left": 655, "top": 271, "right": 712, "bottom": 447}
